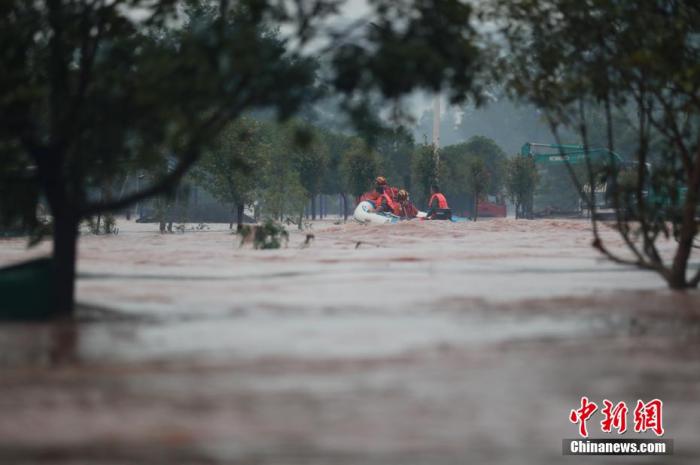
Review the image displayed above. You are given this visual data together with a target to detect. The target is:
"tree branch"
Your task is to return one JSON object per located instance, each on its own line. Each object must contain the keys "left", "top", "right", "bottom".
{"left": 80, "top": 104, "right": 233, "bottom": 217}
{"left": 645, "top": 86, "right": 693, "bottom": 174}
{"left": 690, "top": 266, "right": 700, "bottom": 288}
{"left": 80, "top": 48, "right": 258, "bottom": 216}
{"left": 80, "top": 150, "right": 198, "bottom": 217}
{"left": 634, "top": 86, "right": 665, "bottom": 267}
{"left": 67, "top": 0, "right": 104, "bottom": 135}
{"left": 546, "top": 109, "right": 657, "bottom": 271}
{"left": 47, "top": 0, "right": 69, "bottom": 152}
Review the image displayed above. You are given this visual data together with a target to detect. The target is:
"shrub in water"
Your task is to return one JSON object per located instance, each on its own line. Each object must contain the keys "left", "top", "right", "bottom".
{"left": 238, "top": 219, "right": 289, "bottom": 249}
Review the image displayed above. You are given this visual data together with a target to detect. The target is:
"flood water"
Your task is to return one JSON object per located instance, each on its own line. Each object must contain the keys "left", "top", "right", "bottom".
{"left": 1, "top": 219, "right": 699, "bottom": 464}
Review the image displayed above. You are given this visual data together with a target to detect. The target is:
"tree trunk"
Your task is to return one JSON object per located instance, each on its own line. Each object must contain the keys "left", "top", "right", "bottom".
{"left": 236, "top": 203, "right": 245, "bottom": 232}
{"left": 669, "top": 191, "right": 698, "bottom": 289}
{"left": 229, "top": 205, "right": 235, "bottom": 230}
{"left": 52, "top": 211, "right": 79, "bottom": 316}
{"left": 311, "top": 195, "right": 317, "bottom": 220}
{"left": 95, "top": 190, "right": 104, "bottom": 234}
{"left": 101, "top": 189, "right": 113, "bottom": 234}
{"left": 473, "top": 192, "right": 479, "bottom": 222}
{"left": 298, "top": 209, "right": 304, "bottom": 230}
{"left": 342, "top": 194, "right": 348, "bottom": 221}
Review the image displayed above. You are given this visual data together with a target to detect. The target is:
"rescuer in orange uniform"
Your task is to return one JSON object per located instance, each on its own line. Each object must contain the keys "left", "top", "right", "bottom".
{"left": 426, "top": 184, "right": 452, "bottom": 220}
{"left": 373, "top": 176, "right": 397, "bottom": 214}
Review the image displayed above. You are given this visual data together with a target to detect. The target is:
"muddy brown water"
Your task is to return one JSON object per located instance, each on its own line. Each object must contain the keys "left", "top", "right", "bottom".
{"left": 1, "top": 219, "right": 699, "bottom": 464}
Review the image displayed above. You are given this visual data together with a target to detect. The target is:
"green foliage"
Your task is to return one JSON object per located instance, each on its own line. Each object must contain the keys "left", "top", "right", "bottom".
{"left": 465, "top": 136, "right": 506, "bottom": 194}
{"left": 238, "top": 219, "right": 289, "bottom": 250}
{"left": 257, "top": 121, "right": 309, "bottom": 220}
{"left": 289, "top": 123, "right": 329, "bottom": 199}
{"left": 465, "top": 158, "right": 490, "bottom": 220}
{"left": 505, "top": 156, "right": 539, "bottom": 219}
{"left": 441, "top": 136, "right": 507, "bottom": 194}
{"left": 466, "top": 158, "right": 489, "bottom": 194}
{"left": 319, "top": 130, "right": 353, "bottom": 196}
{"left": 0, "top": 0, "right": 487, "bottom": 313}
{"left": 0, "top": 1, "right": 318, "bottom": 219}
{"left": 497, "top": 0, "right": 700, "bottom": 288}
{"left": 374, "top": 126, "right": 416, "bottom": 190}
{"left": 196, "top": 117, "right": 268, "bottom": 211}
{"left": 341, "top": 139, "right": 380, "bottom": 198}
{"left": 331, "top": 0, "right": 484, "bottom": 104}
{"left": 411, "top": 144, "right": 439, "bottom": 205}
{"left": 432, "top": 136, "right": 507, "bottom": 213}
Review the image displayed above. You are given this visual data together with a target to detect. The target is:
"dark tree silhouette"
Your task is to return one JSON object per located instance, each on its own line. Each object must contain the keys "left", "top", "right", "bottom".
{"left": 1, "top": 0, "right": 485, "bottom": 315}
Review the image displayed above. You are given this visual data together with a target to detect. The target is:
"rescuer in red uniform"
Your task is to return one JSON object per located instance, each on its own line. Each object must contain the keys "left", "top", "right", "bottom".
{"left": 426, "top": 184, "right": 451, "bottom": 220}
{"left": 373, "top": 176, "right": 397, "bottom": 214}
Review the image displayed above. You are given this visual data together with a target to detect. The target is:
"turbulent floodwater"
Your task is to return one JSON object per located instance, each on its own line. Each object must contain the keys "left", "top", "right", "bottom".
{"left": 0, "top": 218, "right": 699, "bottom": 464}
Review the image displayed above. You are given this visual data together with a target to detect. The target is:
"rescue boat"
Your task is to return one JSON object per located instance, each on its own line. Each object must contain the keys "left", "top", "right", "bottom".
{"left": 353, "top": 201, "right": 432, "bottom": 224}
{"left": 353, "top": 201, "right": 400, "bottom": 224}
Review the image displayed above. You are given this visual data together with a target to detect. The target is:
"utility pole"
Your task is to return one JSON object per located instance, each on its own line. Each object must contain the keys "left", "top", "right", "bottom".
{"left": 432, "top": 94, "right": 441, "bottom": 183}
{"left": 432, "top": 94, "right": 441, "bottom": 151}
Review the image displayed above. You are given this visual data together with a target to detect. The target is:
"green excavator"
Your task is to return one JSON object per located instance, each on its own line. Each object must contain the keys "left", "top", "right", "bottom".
{"left": 520, "top": 142, "right": 623, "bottom": 166}
{"left": 520, "top": 142, "right": 690, "bottom": 218}
{"left": 520, "top": 142, "right": 626, "bottom": 217}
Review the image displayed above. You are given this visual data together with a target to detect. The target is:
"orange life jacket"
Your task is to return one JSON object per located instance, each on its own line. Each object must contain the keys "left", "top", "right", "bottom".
{"left": 377, "top": 192, "right": 397, "bottom": 213}
{"left": 429, "top": 192, "right": 449, "bottom": 209}
{"left": 358, "top": 191, "right": 378, "bottom": 203}
{"left": 360, "top": 187, "right": 397, "bottom": 205}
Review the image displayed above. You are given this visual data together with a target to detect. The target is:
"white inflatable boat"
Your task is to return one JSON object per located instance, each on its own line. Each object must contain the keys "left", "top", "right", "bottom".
{"left": 353, "top": 201, "right": 400, "bottom": 224}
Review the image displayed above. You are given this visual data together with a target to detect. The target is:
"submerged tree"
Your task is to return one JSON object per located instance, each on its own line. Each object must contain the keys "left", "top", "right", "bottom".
{"left": 375, "top": 126, "right": 416, "bottom": 192}
{"left": 342, "top": 139, "right": 379, "bottom": 202}
{"left": 465, "top": 157, "right": 490, "bottom": 221}
{"left": 258, "top": 122, "right": 308, "bottom": 223}
{"left": 412, "top": 143, "right": 440, "bottom": 207}
{"left": 498, "top": 0, "right": 700, "bottom": 289}
{"left": 439, "top": 136, "right": 507, "bottom": 214}
{"left": 319, "top": 130, "right": 353, "bottom": 220}
{"left": 289, "top": 123, "right": 329, "bottom": 225}
{"left": 505, "top": 155, "right": 539, "bottom": 219}
{"left": 197, "top": 117, "right": 268, "bottom": 231}
{"left": 459, "top": 136, "right": 507, "bottom": 195}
